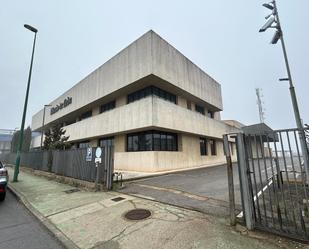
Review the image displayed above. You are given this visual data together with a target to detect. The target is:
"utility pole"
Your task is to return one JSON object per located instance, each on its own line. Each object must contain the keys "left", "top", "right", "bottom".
{"left": 259, "top": 0, "right": 309, "bottom": 180}
{"left": 13, "top": 24, "right": 38, "bottom": 182}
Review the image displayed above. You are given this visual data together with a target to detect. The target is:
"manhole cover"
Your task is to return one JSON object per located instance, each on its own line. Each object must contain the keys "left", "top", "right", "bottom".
{"left": 124, "top": 209, "right": 151, "bottom": 221}
{"left": 111, "top": 197, "right": 125, "bottom": 202}
{"left": 64, "top": 189, "right": 80, "bottom": 194}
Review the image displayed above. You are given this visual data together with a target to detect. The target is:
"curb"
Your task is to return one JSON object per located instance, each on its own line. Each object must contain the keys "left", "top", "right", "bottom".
{"left": 7, "top": 183, "right": 80, "bottom": 249}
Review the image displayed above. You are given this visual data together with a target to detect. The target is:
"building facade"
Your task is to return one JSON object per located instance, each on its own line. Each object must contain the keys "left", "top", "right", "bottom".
{"left": 0, "top": 129, "right": 14, "bottom": 154}
{"left": 31, "top": 30, "right": 239, "bottom": 172}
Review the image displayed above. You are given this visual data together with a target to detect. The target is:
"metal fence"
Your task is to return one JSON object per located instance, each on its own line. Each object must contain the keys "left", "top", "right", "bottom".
{"left": 230, "top": 128, "right": 309, "bottom": 242}
{"left": 0, "top": 147, "right": 113, "bottom": 185}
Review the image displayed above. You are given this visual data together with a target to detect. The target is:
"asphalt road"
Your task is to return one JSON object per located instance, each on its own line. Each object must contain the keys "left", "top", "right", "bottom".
{"left": 0, "top": 190, "right": 64, "bottom": 249}
{"left": 120, "top": 163, "right": 242, "bottom": 217}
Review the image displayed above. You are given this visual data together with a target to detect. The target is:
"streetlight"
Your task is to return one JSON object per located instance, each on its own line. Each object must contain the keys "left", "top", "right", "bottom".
{"left": 40, "top": 104, "right": 51, "bottom": 149}
{"left": 259, "top": 1, "right": 309, "bottom": 180}
{"left": 13, "top": 24, "right": 38, "bottom": 182}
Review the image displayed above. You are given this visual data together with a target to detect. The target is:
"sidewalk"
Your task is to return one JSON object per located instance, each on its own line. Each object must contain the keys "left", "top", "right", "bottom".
{"left": 6, "top": 167, "right": 306, "bottom": 249}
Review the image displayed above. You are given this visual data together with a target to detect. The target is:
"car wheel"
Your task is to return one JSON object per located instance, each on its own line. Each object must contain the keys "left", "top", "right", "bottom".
{"left": 0, "top": 192, "right": 6, "bottom": 201}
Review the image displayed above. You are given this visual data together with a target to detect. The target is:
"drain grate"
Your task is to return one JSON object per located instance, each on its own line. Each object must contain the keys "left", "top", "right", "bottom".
{"left": 124, "top": 209, "right": 151, "bottom": 221}
{"left": 111, "top": 197, "right": 126, "bottom": 202}
{"left": 64, "top": 189, "right": 80, "bottom": 194}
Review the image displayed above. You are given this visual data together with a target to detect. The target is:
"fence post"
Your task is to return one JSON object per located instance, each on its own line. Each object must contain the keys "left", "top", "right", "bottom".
{"left": 236, "top": 133, "right": 255, "bottom": 230}
{"left": 105, "top": 146, "right": 114, "bottom": 190}
{"left": 223, "top": 134, "right": 236, "bottom": 226}
{"left": 95, "top": 161, "right": 100, "bottom": 191}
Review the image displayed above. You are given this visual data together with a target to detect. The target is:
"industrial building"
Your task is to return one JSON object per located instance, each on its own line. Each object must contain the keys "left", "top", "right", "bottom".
{"left": 31, "top": 30, "right": 239, "bottom": 172}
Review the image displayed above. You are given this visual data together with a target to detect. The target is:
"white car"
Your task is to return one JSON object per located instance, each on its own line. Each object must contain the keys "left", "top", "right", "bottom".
{"left": 0, "top": 161, "right": 8, "bottom": 201}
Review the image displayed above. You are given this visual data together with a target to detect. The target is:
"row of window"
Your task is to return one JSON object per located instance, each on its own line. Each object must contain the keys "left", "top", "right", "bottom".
{"left": 80, "top": 110, "right": 92, "bottom": 120}
{"left": 127, "top": 86, "right": 177, "bottom": 104}
{"left": 195, "top": 104, "right": 214, "bottom": 118}
{"left": 52, "top": 86, "right": 215, "bottom": 132}
{"left": 76, "top": 100, "right": 116, "bottom": 124}
{"left": 100, "top": 100, "right": 115, "bottom": 113}
{"left": 77, "top": 137, "right": 114, "bottom": 149}
{"left": 200, "top": 137, "right": 217, "bottom": 156}
{"left": 77, "top": 134, "right": 219, "bottom": 156}
{"left": 127, "top": 131, "right": 178, "bottom": 152}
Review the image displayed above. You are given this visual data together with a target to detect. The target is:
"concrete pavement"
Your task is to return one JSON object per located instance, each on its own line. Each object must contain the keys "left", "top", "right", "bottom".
{"left": 5, "top": 166, "right": 307, "bottom": 249}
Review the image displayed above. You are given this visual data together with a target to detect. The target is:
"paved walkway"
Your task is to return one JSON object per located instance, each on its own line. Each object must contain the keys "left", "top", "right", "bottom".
{"left": 6, "top": 167, "right": 306, "bottom": 249}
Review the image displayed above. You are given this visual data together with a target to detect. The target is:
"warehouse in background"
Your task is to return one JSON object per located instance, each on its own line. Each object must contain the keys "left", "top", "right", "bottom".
{"left": 31, "top": 30, "right": 239, "bottom": 173}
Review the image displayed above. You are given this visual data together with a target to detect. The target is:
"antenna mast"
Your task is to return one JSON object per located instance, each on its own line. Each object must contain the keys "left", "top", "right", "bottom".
{"left": 256, "top": 88, "right": 265, "bottom": 123}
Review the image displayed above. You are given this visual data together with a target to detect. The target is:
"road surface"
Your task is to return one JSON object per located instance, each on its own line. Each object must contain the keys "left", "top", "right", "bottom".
{"left": 0, "top": 190, "right": 64, "bottom": 249}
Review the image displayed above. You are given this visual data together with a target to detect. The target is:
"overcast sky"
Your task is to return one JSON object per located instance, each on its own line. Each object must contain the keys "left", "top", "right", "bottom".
{"left": 1, "top": 0, "right": 308, "bottom": 131}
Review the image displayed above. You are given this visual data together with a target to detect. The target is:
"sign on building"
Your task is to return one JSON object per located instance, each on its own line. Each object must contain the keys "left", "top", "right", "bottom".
{"left": 86, "top": 147, "right": 92, "bottom": 162}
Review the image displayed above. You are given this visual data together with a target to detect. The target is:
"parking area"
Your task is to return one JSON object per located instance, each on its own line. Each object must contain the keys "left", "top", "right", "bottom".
{"left": 119, "top": 164, "right": 242, "bottom": 217}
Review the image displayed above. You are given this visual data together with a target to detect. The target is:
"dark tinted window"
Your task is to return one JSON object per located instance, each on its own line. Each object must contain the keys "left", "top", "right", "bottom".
{"left": 200, "top": 138, "right": 208, "bottom": 156}
{"left": 99, "top": 137, "right": 114, "bottom": 147}
{"left": 100, "top": 101, "right": 115, "bottom": 113}
{"left": 0, "top": 161, "right": 3, "bottom": 168}
{"left": 127, "top": 86, "right": 176, "bottom": 104}
{"left": 207, "top": 110, "right": 214, "bottom": 118}
{"left": 127, "top": 131, "right": 177, "bottom": 152}
{"left": 187, "top": 101, "right": 192, "bottom": 110}
{"left": 153, "top": 133, "right": 161, "bottom": 151}
{"left": 78, "top": 141, "right": 90, "bottom": 148}
{"left": 80, "top": 110, "right": 92, "bottom": 120}
{"left": 195, "top": 105, "right": 205, "bottom": 115}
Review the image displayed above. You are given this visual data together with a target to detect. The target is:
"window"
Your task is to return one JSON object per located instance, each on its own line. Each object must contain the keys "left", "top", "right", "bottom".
{"left": 78, "top": 141, "right": 90, "bottom": 148}
{"left": 127, "top": 86, "right": 176, "bottom": 104}
{"left": 195, "top": 105, "right": 205, "bottom": 115}
{"left": 200, "top": 138, "right": 208, "bottom": 156}
{"left": 187, "top": 100, "right": 192, "bottom": 110}
{"left": 153, "top": 133, "right": 161, "bottom": 151}
{"left": 207, "top": 110, "right": 214, "bottom": 119}
{"left": 100, "top": 100, "right": 115, "bottom": 113}
{"left": 80, "top": 110, "right": 92, "bottom": 120}
{"left": 99, "top": 137, "right": 114, "bottom": 147}
{"left": 210, "top": 139, "right": 217, "bottom": 155}
{"left": 66, "top": 119, "right": 76, "bottom": 126}
{"left": 127, "top": 131, "right": 177, "bottom": 152}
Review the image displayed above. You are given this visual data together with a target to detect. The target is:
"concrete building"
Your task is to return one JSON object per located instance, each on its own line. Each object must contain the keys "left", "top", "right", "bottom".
{"left": 0, "top": 129, "right": 14, "bottom": 154}
{"left": 31, "top": 30, "right": 239, "bottom": 173}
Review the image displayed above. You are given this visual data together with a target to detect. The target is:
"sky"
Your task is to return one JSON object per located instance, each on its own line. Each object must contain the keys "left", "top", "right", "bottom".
{"left": 0, "top": 0, "right": 308, "bottom": 131}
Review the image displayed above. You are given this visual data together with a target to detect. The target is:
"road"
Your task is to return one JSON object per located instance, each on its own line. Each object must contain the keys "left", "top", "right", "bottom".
{"left": 120, "top": 163, "right": 242, "bottom": 217}
{"left": 0, "top": 190, "right": 64, "bottom": 249}
{"left": 119, "top": 157, "right": 302, "bottom": 217}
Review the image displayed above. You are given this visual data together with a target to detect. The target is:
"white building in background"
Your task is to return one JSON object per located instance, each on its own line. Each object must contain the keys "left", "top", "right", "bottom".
{"left": 31, "top": 30, "right": 239, "bottom": 173}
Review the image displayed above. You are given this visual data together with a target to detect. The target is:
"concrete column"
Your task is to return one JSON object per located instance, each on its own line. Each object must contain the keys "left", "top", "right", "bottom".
{"left": 177, "top": 96, "right": 187, "bottom": 108}
{"left": 93, "top": 106, "right": 100, "bottom": 116}
{"left": 116, "top": 95, "right": 127, "bottom": 107}
{"left": 114, "top": 134, "right": 126, "bottom": 152}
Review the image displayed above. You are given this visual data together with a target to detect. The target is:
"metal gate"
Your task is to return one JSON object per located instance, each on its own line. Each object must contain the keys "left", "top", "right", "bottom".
{"left": 232, "top": 128, "right": 309, "bottom": 241}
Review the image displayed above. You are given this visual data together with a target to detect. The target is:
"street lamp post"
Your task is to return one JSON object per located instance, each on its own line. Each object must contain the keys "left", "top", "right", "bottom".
{"left": 40, "top": 105, "right": 51, "bottom": 149}
{"left": 259, "top": 1, "right": 309, "bottom": 180}
{"left": 13, "top": 24, "right": 38, "bottom": 182}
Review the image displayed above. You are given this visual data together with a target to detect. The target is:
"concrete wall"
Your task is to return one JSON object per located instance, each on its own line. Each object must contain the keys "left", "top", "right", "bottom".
{"left": 32, "top": 30, "right": 222, "bottom": 130}
{"left": 151, "top": 32, "right": 222, "bottom": 110}
{"left": 114, "top": 133, "right": 237, "bottom": 173}
{"left": 32, "top": 96, "right": 238, "bottom": 148}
